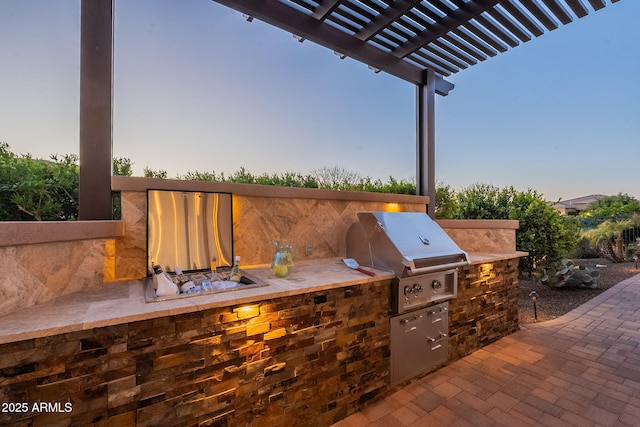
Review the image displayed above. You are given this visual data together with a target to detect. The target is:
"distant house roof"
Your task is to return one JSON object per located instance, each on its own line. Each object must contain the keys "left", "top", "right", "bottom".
{"left": 552, "top": 194, "right": 606, "bottom": 214}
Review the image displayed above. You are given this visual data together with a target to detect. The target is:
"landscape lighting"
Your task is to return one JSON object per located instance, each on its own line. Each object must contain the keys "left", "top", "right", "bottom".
{"left": 528, "top": 290, "right": 538, "bottom": 322}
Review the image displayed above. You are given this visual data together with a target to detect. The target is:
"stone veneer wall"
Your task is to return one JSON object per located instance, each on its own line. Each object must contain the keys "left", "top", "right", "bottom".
{"left": 113, "top": 177, "right": 428, "bottom": 280}
{"left": 0, "top": 221, "right": 124, "bottom": 316}
{"left": 448, "top": 258, "right": 520, "bottom": 362}
{"left": 0, "top": 178, "right": 426, "bottom": 316}
{"left": 0, "top": 280, "right": 391, "bottom": 427}
{"left": 437, "top": 220, "right": 519, "bottom": 254}
{"left": 0, "top": 240, "right": 112, "bottom": 315}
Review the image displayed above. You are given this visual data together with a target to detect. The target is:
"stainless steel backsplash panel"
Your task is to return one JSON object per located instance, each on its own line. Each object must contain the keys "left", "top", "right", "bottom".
{"left": 147, "top": 190, "right": 233, "bottom": 274}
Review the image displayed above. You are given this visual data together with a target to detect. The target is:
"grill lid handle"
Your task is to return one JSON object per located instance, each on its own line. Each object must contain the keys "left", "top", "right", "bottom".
{"left": 404, "top": 261, "right": 469, "bottom": 275}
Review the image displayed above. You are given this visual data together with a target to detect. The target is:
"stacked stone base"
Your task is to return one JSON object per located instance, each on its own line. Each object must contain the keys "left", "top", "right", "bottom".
{"left": 0, "top": 259, "right": 521, "bottom": 426}
{"left": 0, "top": 281, "right": 391, "bottom": 427}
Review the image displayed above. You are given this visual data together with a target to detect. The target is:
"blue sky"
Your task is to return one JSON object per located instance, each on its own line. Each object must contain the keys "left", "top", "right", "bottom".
{"left": 1, "top": 0, "right": 638, "bottom": 202}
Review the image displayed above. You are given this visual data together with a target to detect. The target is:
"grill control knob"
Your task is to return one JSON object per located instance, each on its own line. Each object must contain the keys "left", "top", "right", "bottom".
{"left": 412, "top": 283, "right": 422, "bottom": 294}
{"left": 432, "top": 280, "right": 442, "bottom": 290}
{"left": 404, "top": 286, "right": 413, "bottom": 295}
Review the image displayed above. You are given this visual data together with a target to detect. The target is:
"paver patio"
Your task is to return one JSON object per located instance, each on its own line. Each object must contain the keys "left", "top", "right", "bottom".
{"left": 333, "top": 273, "right": 640, "bottom": 426}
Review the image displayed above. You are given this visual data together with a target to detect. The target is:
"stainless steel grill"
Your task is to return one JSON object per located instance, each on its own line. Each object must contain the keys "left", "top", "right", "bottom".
{"left": 346, "top": 211, "right": 469, "bottom": 385}
{"left": 346, "top": 212, "right": 468, "bottom": 278}
{"left": 346, "top": 212, "right": 468, "bottom": 313}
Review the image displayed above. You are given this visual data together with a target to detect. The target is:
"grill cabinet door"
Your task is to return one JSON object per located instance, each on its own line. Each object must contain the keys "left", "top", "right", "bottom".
{"left": 391, "top": 302, "right": 448, "bottom": 386}
{"left": 391, "top": 309, "right": 429, "bottom": 385}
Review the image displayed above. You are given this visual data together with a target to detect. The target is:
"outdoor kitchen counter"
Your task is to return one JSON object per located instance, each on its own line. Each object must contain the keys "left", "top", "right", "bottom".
{"left": 0, "top": 252, "right": 526, "bottom": 345}
{"left": 467, "top": 251, "right": 528, "bottom": 264}
{"left": 0, "top": 258, "right": 394, "bottom": 345}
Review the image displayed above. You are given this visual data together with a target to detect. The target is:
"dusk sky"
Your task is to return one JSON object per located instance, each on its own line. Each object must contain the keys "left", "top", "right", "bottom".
{"left": 1, "top": 0, "right": 638, "bottom": 202}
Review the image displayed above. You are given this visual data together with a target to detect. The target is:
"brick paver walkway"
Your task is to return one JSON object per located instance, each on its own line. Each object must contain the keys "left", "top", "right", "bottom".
{"left": 333, "top": 273, "right": 640, "bottom": 426}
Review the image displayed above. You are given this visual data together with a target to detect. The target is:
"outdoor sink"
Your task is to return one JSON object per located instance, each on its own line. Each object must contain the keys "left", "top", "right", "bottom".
{"left": 144, "top": 269, "right": 268, "bottom": 303}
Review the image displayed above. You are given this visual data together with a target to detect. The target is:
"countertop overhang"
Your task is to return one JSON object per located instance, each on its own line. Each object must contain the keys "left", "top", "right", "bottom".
{"left": 0, "top": 253, "right": 525, "bottom": 345}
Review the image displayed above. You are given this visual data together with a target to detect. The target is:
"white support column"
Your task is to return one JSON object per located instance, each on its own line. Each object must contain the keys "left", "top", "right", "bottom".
{"left": 416, "top": 69, "right": 436, "bottom": 218}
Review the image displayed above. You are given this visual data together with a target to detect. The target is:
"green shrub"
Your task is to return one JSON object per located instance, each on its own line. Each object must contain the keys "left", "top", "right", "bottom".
{"left": 435, "top": 182, "right": 457, "bottom": 219}
{"left": 453, "top": 184, "right": 580, "bottom": 275}
{"left": 456, "top": 184, "right": 511, "bottom": 219}
{"left": 0, "top": 142, "right": 79, "bottom": 221}
{"left": 581, "top": 193, "right": 640, "bottom": 221}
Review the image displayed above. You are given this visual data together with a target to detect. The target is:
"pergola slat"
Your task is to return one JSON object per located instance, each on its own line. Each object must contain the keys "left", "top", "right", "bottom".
{"left": 587, "top": 0, "right": 606, "bottom": 10}
{"left": 461, "top": 21, "right": 508, "bottom": 53}
{"left": 412, "top": 4, "right": 494, "bottom": 60}
{"left": 423, "top": 44, "right": 470, "bottom": 70}
{"left": 486, "top": 6, "right": 532, "bottom": 42}
{"left": 452, "top": 27, "right": 498, "bottom": 58}
{"left": 518, "top": 0, "right": 559, "bottom": 31}
{"left": 432, "top": 39, "right": 478, "bottom": 66}
{"left": 566, "top": 0, "right": 590, "bottom": 18}
{"left": 339, "top": 1, "right": 376, "bottom": 22}
{"left": 500, "top": 0, "right": 545, "bottom": 37}
{"left": 331, "top": 6, "right": 368, "bottom": 29}
{"left": 448, "top": 0, "right": 520, "bottom": 47}
{"left": 431, "top": 0, "right": 509, "bottom": 53}
{"left": 356, "top": 0, "right": 423, "bottom": 41}
{"left": 474, "top": 14, "right": 519, "bottom": 48}
{"left": 414, "top": 48, "right": 461, "bottom": 74}
{"left": 441, "top": 34, "right": 488, "bottom": 62}
{"left": 540, "top": 0, "right": 574, "bottom": 25}
{"left": 311, "top": 0, "right": 342, "bottom": 20}
{"left": 411, "top": 50, "right": 458, "bottom": 75}
{"left": 391, "top": 0, "right": 503, "bottom": 59}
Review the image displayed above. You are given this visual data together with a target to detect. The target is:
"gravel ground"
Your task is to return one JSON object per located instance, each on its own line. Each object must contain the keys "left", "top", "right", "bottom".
{"left": 518, "top": 258, "right": 640, "bottom": 324}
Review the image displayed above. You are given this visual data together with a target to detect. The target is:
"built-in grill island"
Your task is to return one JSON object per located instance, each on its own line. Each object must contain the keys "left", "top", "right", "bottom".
{"left": 346, "top": 212, "right": 469, "bottom": 385}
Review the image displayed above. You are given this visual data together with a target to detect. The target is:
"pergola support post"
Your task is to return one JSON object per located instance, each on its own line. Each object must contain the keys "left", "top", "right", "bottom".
{"left": 416, "top": 69, "right": 436, "bottom": 218}
{"left": 79, "top": 0, "right": 114, "bottom": 220}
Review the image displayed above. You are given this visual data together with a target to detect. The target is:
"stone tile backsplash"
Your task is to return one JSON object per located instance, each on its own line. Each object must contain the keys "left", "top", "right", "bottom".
{"left": 114, "top": 191, "right": 425, "bottom": 280}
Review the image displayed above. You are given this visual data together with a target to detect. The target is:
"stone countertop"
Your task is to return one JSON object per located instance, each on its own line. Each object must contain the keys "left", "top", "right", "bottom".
{"left": 0, "top": 258, "right": 393, "bottom": 345}
{"left": 468, "top": 251, "right": 528, "bottom": 264}
{"left": 0, "top": 252, "right": 525, "bottom": 345}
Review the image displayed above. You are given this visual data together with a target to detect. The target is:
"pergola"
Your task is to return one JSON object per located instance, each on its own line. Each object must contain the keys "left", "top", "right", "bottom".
{"left": 79, "top": 0, "right": 619, "bottom": 219}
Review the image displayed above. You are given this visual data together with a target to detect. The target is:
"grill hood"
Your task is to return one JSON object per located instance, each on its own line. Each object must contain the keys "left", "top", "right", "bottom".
{"left": 346, "top": 212, "right": 469, "bottom": 277}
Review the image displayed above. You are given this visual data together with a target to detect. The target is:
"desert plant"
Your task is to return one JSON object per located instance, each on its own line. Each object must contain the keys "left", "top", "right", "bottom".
{"left": 583, "top": 214, "right": 640, "bottom": 262}
{"left": 571, "top": 237, "right": 600, "bottom": 259}
{"left": 541, "top": 259, "right": 599, "bottom": 289}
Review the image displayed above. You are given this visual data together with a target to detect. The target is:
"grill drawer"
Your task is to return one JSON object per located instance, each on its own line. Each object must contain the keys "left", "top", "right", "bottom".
{"left": 390, "top": 301, "right": 448, "bottom": 385}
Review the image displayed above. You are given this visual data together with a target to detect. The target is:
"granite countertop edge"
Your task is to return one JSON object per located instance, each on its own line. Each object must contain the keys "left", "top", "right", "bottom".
{"left": 0, "top": 253, "right": 525, "bottom": 345}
